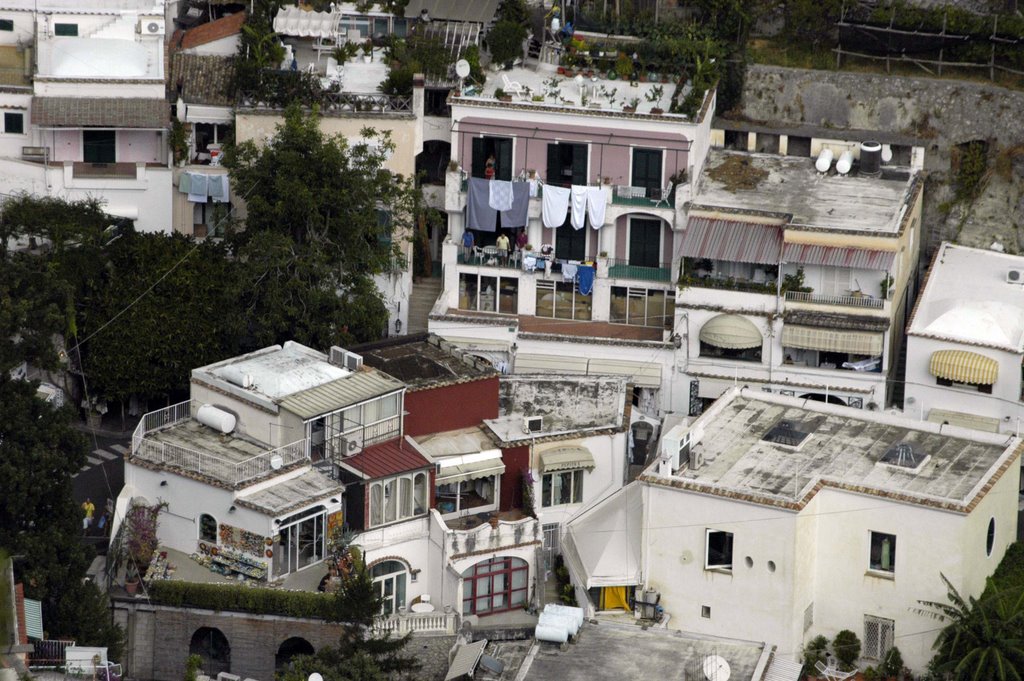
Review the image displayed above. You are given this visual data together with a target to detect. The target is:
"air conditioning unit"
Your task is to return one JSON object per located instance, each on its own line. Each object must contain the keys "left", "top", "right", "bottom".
{"left": 339, "top": 432, "right": 363, "bottom": 457}
{"left": 344, "top": 351, "right": 363, "bottom": 372}
{"left": 329, "top": 345, "right": 346, "bottom": 366}
{"left": 523, "top": 416, "right": 543, "bottom": 434}
{"left": 139, "top": 17, "right": 165, "bottom": 35}
{"left": 689, "top": 444, "right": 705, "bottom": 470}
{"left": 1007, "top": 269, "right": 1024, "bottom": 284}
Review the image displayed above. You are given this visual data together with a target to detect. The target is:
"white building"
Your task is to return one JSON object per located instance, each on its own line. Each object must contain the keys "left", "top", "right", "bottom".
{"left": 676, "top": 142, "right": 923, "bottom": 414}
{"left": 905, "top": 242, "right": 1024, "bottom": 435}
{"left": 0, "top": 0, "right": 173, "bottom": 232}
{"left": 563, "top": 388, "right": 1021, "bottom": 673}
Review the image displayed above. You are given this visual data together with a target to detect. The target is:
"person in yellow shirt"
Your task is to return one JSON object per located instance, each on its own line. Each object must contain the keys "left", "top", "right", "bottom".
{"left": 495, "top": 232, "right": 510, "bottom": 267}
{"left": 82, "top": 498, "right": 95, "bottom": 533}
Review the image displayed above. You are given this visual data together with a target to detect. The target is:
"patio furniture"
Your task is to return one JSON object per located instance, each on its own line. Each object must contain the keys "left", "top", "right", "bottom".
{"left": 653, "top": 182, "right": 673, "bottom": 207}
{"left": 501, "top": 74, "right": 526, "bottom": 99}
{"left": 482, "top": 245, "right": 499, "bottom": 265}
{"left": 814, "top": 661, "right": 856, "bottom": 681}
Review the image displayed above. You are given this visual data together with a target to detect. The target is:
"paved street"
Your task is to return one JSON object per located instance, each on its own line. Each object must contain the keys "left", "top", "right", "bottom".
{"left": 72, "top": 429, "right": 129, "bottom": 556}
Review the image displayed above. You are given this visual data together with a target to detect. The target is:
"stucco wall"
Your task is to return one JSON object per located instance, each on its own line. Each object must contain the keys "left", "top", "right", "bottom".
{"left": 403, "top": 376, "right": 500, "bottom": 437}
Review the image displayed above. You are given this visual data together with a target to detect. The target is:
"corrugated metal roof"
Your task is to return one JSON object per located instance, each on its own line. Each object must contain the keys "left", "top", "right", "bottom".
{"left": 340, "top": 438, "right": 432, "bottom": 479}
{"left": 279, "top": 371, "right": 405, "bottom": 419}
{"left": 782, "top": 243, "right": 895, "bottom": 270}
{"left": 681, "top": 217, "right": 782, "bottom": 265}
{"left": 444, "top": 639, "right": 487, "bottom": 681}
{"left": 23, "top": 597, "right": 43, "bottom": 640}
{"left": 763, "top": 656, "right": 803, "bottom": 681}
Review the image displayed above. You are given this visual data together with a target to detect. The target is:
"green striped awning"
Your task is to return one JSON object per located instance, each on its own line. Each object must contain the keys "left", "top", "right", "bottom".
{"left": 23, "top": 597, "right": 43, "bottom": 640}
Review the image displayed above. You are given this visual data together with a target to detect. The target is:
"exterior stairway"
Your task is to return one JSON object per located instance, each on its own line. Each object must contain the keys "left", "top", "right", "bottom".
{"left": 407, "top": 276, "right": 443, "bottom": 334}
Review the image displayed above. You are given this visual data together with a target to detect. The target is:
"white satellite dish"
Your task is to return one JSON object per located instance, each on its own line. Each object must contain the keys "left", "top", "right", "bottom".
{"left": 703, "top": 655, "right": 731, "bottom": 681}
{"left": 270, "top": 454, "right": 284, "bottom": 470}
{"left": 455, "top": 59, "right": 471, "bottom": 79}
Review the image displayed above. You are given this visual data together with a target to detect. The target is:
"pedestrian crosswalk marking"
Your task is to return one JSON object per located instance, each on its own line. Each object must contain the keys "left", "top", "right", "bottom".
{"left": 110, "top": 444, "right": 129, "bottom": 454}
{"left": 94, "top": 449, "right": 118, "bottom": 461}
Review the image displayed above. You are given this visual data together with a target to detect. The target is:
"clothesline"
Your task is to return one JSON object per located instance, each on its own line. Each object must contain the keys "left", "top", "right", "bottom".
{"left": 178, "top": 172, "right": 230, "bottom": 204}
{"left": 465, "top": 177, "right": 609, "bottom": 231}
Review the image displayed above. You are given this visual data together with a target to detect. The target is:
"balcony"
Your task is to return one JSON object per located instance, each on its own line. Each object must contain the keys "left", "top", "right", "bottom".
{"left": 434, "top": 509, "right": 539, "bottom": 557}
{"left": 72, "top": 162, "right": 141, "bottom": 179}
{"left": 372, "top": 609, "right": 459, "bottom": 636}
{"left": 785, "top": 290, "right": 885, "bottom": 310}
{"left": 610, "top": 184, "right": 674, "bottom": 208}
{"left": 130, "top": 401, "right": 309, "bottom": 488}
{"left": 606, "top": 258, "right": 672, "bottom": 283}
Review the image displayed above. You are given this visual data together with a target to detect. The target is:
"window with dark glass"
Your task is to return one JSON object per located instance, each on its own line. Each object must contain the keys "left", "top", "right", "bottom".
{"left": 555, "top": 213, "right": 587, "bottom": 261}
{"left": 54, "top": 23, "right": 78, "bottom": 36}
{"left": 83, "top": 130, "right": 116, "bottom": 163}
{"left": 461, "top": 557, "right": 529, "bottom": 616}
{"left": 471, "top": 136, "right": 513, "bottom": 180}
{"left": 705, "top": 530, "right": 734, "bottom": 570}
{"left": 632, "top": 148, "right": 663, "bottom": 196}
{"left": 610, "top": 286, "right": 674, "bottom": 328}
{"left": 0, "top": 19, "right": 13, "bottom": 31}
{"left": 199, "top": 514, "right": 217, "bottom": 542}
{"left": 542, "top": 470, "right": 583, "bottom": 506}
{"left": 4, "top": 112, "right": 23, "bottom": 134}
{"left": 546, "top": 143, "right": 588, "bottom": 187}
{"left": 936, "top": 376, "right": 993, "bottom": 394}
{"left": 629, "top": 218, "right": 662, "bottom": 268}
{"left": 869, "top": 531, "right": 896, "bottom": 573}
{"left": 536, "top": 281, "right": 591, "bottom": 320}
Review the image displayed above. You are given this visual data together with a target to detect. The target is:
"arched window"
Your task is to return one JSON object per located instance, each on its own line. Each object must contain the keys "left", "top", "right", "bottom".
{"left": 275, "top": 637, "right": 314, "bottom": 672}
{"left": 370, "top": 560, "right": 408, "bottom": 615}
{"left": 189, "top": 627, "right": 230, "bottom": 676}
{"left": 198, "top": 514, "right": 217, "bottom": 543}
{"left": 461, "top": 557, "right": 529, "bottom": 616}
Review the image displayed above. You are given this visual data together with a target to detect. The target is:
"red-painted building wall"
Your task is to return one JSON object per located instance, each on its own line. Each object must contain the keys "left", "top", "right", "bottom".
{"left": 499, "top": 444, "right": 530, "bottom": 512}
{"left": 403, "top": 376, "right": 500, "bottom": 437}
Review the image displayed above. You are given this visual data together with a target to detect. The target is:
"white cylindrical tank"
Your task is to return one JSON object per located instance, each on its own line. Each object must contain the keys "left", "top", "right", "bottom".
{"left": 836, "top": 150, "right": 854, "bottom": 175}
{"left": 544, "top": 604, "right": 584, "bottom": 630}
{"left": 535, "top": 624, "right": 569, "bottom": 643}
{"left": 539, "top": 611, "right": 578, "bottom": 636}
{"left": 881, "top": 144, "right": 893, "bottom": 163}
{"left": 815, "top": 148, "right": 833, "bottom": 173}
{"left": 196, "top": 404, "right": 236, "bottom": 434}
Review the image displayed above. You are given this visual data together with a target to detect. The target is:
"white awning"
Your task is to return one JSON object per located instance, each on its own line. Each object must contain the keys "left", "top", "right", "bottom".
{"left": 185, "top": 104, "right": 233, "bottom": 125}
{"left": 563, "top": 482, "right": 643, "bottom": 588}
{"left": 515, "top": 353, "right": 588, "bottom": 374}
{"left": 699, "top": 314, "right": 763, "bottom": 350}
{"left": 435, "top": 451, "right": 505, "bottom": 485}
{"left": 273, "top": 6, "right": 339, "bottom": 38}
{"left": 540, "top": 445, "right": 595, "bottom": 473}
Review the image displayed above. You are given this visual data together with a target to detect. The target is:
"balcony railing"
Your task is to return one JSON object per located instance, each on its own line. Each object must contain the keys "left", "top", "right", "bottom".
{"left": 440, "top": 512, "right": 539, "bottom": 556}
{"left": 322, "top": 91, "right": 412, "bottom": 113}
{"left": 610, "top": 184, "right": 675, "bottom": 208}
{"left": 785, "top": 290, "right": 885, "bottom": 309}
{"left": 72, "top": 162, "right": 138, "bottom": 179}
{"left": 606, "top": 258, "right": 672, "bottom": 282}
{"left": 682, "top": 274, "right": 776, "bottom": 295}
{"left": 372, "top": 609, "right": 459, "bottom": 636}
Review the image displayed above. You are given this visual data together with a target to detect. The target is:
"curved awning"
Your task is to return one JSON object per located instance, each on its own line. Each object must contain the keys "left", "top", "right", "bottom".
{"left": 435, "top": 451, "right": 505, "bottom": 486}
{"left": 540, "top": 446, "right": 596, "bottom": 474}
{"left": 699, "top": 315, "right": 763, "bottom": 350}
{"left": 929, "top": 350, "right": 998, "bottom": 385}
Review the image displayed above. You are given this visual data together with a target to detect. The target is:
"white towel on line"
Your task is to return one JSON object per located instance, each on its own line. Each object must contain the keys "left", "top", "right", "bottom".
{"left": 542, "top": 185, "right": 571, "bottom": 228}
{"left": 488, "top": 179, "right": 514, "bottom": 211}
{"left": 562, "top": 262, "right": 578, "bottom": 281}
{"left": 570, "top": 185, "right": 588, "bottom": 230}
{"left": 586, "top": 186, "right": 607, "bottom": 229}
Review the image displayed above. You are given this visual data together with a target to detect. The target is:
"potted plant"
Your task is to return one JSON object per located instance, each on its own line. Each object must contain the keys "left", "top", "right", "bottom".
{"left": 117, "top": 501, "right": 166, "bottom": 592}
{"left": 832, "top": 630, "right": 861, "bottom": 671}
{"left": 623, "top": 96, "right": 639, "bottom": 113}
{"left": 494, "top": 88, "right": 511, "bottom": 102}
{"left": 646, "top": 85, "right": 665, "bottom": 115}
{"left": 362, "top": 39, "right": 374, "bottom": 62}
{"left": 616, "top": 52, "right": 632, "bottom": 81}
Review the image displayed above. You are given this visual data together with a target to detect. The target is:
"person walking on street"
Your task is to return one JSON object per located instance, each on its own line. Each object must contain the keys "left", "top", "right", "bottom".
{"left": 82, "top": 498, "right": 95, "bottom": 534}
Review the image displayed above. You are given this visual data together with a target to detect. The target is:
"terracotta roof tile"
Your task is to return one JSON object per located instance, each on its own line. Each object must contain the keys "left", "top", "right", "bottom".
{"left": 180, "top": 12, "right": 245, "bottom": 50}
{"left": 169, "top": 53, "right": 235, "bottom": 107}
{"left": 340, "top": 438, "right": 432, "bottom": 479}
{"left": 32, "top": 97, "right": 169, "bottom": 128}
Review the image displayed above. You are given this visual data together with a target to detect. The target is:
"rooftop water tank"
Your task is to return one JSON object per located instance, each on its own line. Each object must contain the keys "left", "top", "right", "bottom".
{"left": 860, "top": 141, "right": 882, "bottom": 176}
{"left": 196, "top": 404, "right": 236, "bottom": 434}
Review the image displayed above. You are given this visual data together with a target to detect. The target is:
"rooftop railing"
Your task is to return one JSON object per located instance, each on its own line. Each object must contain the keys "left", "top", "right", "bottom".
{"left": 785, "top": 290, "right": 885, "bottom": 309}
{"left": 606, "top": 258, "right": 673, "bottom": 282}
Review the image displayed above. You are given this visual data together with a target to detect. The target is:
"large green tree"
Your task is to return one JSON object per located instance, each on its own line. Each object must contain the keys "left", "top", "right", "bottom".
{"left": 917, "top": 574, "right": 1024, "bottom": 681}
{"left": 225, "top": 104, "right": 413, "bottom": 348}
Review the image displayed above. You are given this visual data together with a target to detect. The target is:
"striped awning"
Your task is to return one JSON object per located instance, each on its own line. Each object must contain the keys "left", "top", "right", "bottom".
{"left": 782, "top": 325, "right": 883, "bottom": 355}
{"left": 699, "top": 315, "right": 763, "bottom": 350}
{"left": 682, "top": 217, "right": 782, "bottom": 266}
{"left": 541, "top": 446, "right": 596, "bottom": 473}
{"left": 782, "top": 243, "right": 895, "bottom": 270}
{"left": 929, "top": 350, "right": 998, "bottom": 385}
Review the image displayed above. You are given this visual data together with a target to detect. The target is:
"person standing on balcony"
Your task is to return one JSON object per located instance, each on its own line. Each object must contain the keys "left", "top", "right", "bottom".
{"left": 515, "top": 228, "right": 528, "bottom": 254}
{"left": 484, "top": 155, "right": 496, "bottom": 180}
{"left": 496, "top": 232, "right": 510, "bottom": 267}
{"left": 462, "top": 229, "right": 475, "bottom": 262}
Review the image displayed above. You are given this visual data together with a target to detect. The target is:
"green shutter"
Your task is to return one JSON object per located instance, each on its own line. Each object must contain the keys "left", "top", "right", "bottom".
{"left": 471, "top": 137, "right": 486, "bottom": 178}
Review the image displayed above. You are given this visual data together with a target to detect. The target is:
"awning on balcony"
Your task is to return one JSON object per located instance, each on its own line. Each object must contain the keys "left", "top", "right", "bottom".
{"left": 699, "top": 314, "right": 763, "bottom": 350}
{"left": 681, "top": 217, "right": 782, "bottom": 266}
{"left": 782, "top": 243, "right": 895, "bottom": 270}
{"left": 782, "top": 325, "right": 883, "bottom": 355}
{"left": 563, "top": 482, "right": 643, "bottom": 588}
{"left": 540, "top": 446, "right": 596, "bottom": 473}
{"left": 515, "top": 353, "right": 588, "bottom": 374}
{"left": 435, "top": 451, "right": 505, "bottom": 485}
{"left": 928, "top": 350, "right": 998, "bottom": 385}
{"left": 273, "top": 6, "right": 339, "bottom": 38}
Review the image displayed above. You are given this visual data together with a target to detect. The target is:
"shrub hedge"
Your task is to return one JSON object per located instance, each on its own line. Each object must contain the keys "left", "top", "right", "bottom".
{"left": 148, "top": 580, "right": 336, "bottom": 619}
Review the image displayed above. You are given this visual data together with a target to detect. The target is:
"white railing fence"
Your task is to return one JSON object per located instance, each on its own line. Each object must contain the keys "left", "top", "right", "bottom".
{"left": 372, "top": 609, "right": 459, "bottom": 636}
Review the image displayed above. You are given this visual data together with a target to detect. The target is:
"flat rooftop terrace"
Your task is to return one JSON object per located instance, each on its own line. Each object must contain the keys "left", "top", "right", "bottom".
{"left": 522, "top": 622, "right": 764, "bottom": 681}
{"left": 356, "top": 333, "right": 495, "bottom": 389}
{"left": 694, "top": 149, "right": 917, "bottom": 233}
{"left": 650, "top": 391, "right": 1016, "bottom": 509}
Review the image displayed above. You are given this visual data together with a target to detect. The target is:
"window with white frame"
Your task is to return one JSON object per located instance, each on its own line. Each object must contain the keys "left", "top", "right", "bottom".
{"left": 705, "top": 529, "right": 734, "bottom": 570}
{"left": 863, "top": 615, "right": 894, "bottom": 660}
{"left": 459, "top": 272, "right": 518, "bottom": 313}
{"left": 368, "top": 471, "right": 429, "bottom": 528}
{"left": 542, "top": 469, "right": 583, "bottom": 506}
{"left": 536, "top": 280, "right": 592, "bottom": 320}
{"left": 868, "top": 531, "right": 896, "bottom": 573}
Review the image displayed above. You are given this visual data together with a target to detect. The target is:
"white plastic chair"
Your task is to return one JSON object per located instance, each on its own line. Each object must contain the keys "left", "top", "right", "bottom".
{"left": 653, "top": 182, "right": 673, "bottom": 207}
{"left": 501, "top": 73, "right": 525, "bottom": 99}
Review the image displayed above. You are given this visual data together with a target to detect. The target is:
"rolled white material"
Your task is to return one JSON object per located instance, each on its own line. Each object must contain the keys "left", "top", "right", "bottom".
{"left": 196, "top": 404, "right": 236, "bottom": 434}
{"left": 815, "top": 148, "right": 833, "bottom": 173}
{"left": 544, "top": 604, "right": 585, "bottom": 631}
{"left": 535, "top": 623, "right": 569, "bottom": 643}
{"left": 539, "top": 611, "right": 578, "bottom": 636}
{"left": 836, "top": 150, "right": 854, "bottom": 175}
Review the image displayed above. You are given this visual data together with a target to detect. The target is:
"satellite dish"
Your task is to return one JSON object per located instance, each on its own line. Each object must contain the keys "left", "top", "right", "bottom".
{"left": 308, "top": 674, "right": 323, "bottom": 681}
{"left": 703, "top": 655, "right": 731, "bottom": 681}
{"left": 455, "top": 59, "right": 470, "bottom": 79}
{"left": 270, "top": 454, "right": 284, "bottom": 470}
